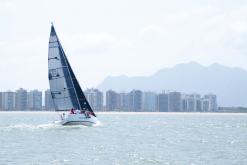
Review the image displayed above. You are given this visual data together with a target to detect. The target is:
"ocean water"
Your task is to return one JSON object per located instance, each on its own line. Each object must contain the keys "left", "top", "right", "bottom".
{"left": 0, "top": 112, "right": 247, "bottom": 165}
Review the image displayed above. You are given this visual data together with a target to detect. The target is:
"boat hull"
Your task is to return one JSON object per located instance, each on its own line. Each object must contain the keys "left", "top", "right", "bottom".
{"left": 58, "top": 113, "right": 99, "bottom": 126}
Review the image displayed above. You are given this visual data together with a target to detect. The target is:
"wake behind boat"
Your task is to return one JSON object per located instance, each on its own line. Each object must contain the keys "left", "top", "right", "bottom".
{"left": 48, "top": 24, "right": 99, "bottom": 126}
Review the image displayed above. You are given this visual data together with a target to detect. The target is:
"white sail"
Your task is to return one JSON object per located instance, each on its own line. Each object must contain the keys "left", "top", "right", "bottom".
{"left": 48, "top": 24, "right": 96, "bottom": 117}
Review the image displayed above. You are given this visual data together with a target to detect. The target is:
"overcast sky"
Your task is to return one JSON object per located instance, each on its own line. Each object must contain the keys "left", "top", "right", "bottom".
{"left": 1, "top": 0, "right": 247, "bottom": 91}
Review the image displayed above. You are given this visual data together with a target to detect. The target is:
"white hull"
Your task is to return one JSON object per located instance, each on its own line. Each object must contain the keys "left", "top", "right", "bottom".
{"left": 57, "top": 113, "right": 99, "bottom": 126}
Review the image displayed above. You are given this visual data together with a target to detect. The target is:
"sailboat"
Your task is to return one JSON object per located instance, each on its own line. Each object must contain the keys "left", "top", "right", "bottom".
{"left": 48, "top": 24, "right": 99, "bottom": 126}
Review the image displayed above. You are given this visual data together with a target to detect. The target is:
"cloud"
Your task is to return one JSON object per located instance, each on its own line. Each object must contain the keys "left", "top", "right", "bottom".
{"left": 139, "top": 25, "right": 162, "bottom": 36}
{"left": 190, "top": 5, "right": 247, "bottom": 52}
{"left": 61, "top": 32, "right": 132, "bottom": 55}
{"left": 55, "top": 32, "right": 114, "bottom": 56}
{"left": 0, "top": 0, "right": 16, "bottom": 11}
{"left": 1, "top": 0, "right": 247, "bottom": 90}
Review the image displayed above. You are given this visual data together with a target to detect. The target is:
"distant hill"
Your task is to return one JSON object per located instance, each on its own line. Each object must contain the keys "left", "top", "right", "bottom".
{"left": 97, "top": 62, "right": 247, "bottom": 107}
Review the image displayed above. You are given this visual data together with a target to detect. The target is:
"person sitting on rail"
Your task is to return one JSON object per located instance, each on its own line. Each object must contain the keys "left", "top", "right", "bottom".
{"left": 70, "top": 108, "right": 75, "bottom": 114}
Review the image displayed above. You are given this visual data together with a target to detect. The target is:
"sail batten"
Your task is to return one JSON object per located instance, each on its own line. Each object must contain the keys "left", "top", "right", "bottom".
{"left": 48, "top": 24, "right": 96, "bottom": 117}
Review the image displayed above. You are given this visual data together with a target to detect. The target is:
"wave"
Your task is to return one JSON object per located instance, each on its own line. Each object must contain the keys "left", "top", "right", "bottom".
{"left": 0, "top": 120, "right": 103, "bottom": 132}
{"left": 0, "top": 123, "right": 59, "bottom": 131}
{"left": 93, "top": 120, "right": 103, "bottom": 127}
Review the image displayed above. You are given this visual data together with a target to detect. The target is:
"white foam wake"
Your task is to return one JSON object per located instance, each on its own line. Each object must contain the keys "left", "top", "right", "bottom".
{"left": 0, "top": 120, "right": 103, "bottom": 131}
{"left": 0, "top": 123, "right": 61, "bottom": 131}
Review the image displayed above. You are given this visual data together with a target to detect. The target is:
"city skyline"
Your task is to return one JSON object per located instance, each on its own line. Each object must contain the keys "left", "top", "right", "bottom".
{"left": 1, "top": 0, "right": 247, "bottom": 91}
{"left": 0, "top": 87, "right": 218, "bottom": 112}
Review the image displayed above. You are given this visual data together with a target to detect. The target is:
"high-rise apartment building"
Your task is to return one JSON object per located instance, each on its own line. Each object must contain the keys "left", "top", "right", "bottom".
{"left": 0, "top": 92, "right": 2, "bottom": 110}
{"left": 143, "top": 92, "right": 156, "bottom": 112}
{"left": 204, "top": 94, "right": 218, "bottom": 112}
{"left": 156, "top": 92, "right": 169, "bottom": 112}
{"left": 45, "top": 89, "right": 55, "bottom": 111}
{"left": 28, "top": 90, "right": 42, "bottom": 110}
{"left": 168, "top": 92, "right": 182, "bottom": 112}
{"left": 202, "top": 98, "right": 210, "bottom": 112}
{"left": 118, "top": 92, "right": 128, "bottom": 111}
{"left": 128, "top": 90, "right": 142, "bottom": 112}
{"left": 106, "top": 90, "right": 119, "bottom": 111}
{"left": 2, "top": 91, "right": 15, "bottom": 110}
{"left": 196, "top": 99, "right": 202, "bottom": 112}
{"left": 182, "top": 94, "right": 201, "bottom": 112}
{"left": 15, "top": 88, "right": 27, "bottom": 110}
{"left": 84, "top": 88, "right": 103, "bottom": 111}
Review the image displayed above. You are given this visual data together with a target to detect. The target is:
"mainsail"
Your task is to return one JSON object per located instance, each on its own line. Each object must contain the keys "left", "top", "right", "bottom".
{"left": 48, "top": 24, "right": 96, "bottom": 117}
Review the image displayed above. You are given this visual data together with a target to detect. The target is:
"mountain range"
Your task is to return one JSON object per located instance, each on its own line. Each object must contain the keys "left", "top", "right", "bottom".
{"left": 97, "top": 62, "right": 247, "bottom": 107}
